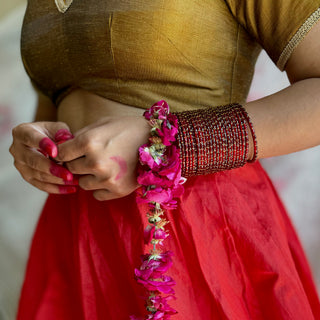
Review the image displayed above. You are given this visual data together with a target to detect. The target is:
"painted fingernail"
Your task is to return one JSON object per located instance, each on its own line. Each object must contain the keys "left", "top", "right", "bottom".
{"left": 39, "top": 137, "right": 58, "bottom": 158}
{"left": 54, "top": 129, "right": 74, "bottom": 144}
{"left": 50, "top": 163, "right": 73, "bottom": 181}
{"left": 59, "top": 186, "right": 77, "bottom": 194}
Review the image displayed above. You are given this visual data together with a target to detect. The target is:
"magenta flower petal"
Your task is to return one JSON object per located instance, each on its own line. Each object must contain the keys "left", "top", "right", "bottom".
{"left": 153, "top": 311, "right": 165, "bottom": 320}
{"left": 139, "top": 145, "right": 159, "bottom": 169}
{"left": 157, "top": 146, "right": 181, "bottom": 180}
{"left": 144, "top": 188, "right": 173, "bottom": 204}
{"left": 136, "top": 275, "right": 176, "bottom": 294}
{"left": 154, "top": 229, "right": 169, "bottom": 240}
{"left": 144, "top": 225, "right": 155, "bottom": 244}
{"left": 144, "top": 100, "right": 170, "bottom": 121}
{"left": 138, "top": 170, "right": 165, "bottom": 186}
{"left": 157, "top": 122, "right": 178, "bottom": 146}
{"left": 134, "top": 267, "right": 154, "bottom": 280}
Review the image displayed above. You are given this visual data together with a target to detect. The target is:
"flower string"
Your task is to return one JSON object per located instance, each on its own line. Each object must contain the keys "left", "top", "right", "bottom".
{"left": 131, "top": 100, "right": 186, "bottom": 320}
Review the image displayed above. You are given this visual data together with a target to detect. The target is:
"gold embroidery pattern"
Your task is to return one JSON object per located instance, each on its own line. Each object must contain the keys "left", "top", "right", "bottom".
{"left": 277, "top": 7, "right": 320, "bottom": 70}
{"left": 55, "top": 0, "right": 74, "bottom": 14}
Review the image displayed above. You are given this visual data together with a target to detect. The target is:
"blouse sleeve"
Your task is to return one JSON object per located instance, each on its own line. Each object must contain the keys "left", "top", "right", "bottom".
{"left": 224, "top": 0, "right": 320, "bottom": 70}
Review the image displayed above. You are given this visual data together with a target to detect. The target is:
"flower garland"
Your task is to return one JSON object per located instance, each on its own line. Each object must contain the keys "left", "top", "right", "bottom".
{"left": 131, "top": 100, "right": 186, "bottom": 320}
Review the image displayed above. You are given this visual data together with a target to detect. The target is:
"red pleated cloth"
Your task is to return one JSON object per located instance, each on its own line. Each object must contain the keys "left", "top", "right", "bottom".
{"left": 17, "top": 162, "right": 320, "bottom": 320}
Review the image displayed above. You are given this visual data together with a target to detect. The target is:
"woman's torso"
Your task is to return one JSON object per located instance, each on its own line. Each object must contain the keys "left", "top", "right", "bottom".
{"left": 21, "top": 0, "right": 261, "bottom": 130}
{"left": 57, "top": 89, "right": 144, "bottom": 132}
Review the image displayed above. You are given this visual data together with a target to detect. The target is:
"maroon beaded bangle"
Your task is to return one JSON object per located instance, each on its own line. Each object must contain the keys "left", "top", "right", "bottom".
{"left": 173, "top": 103, "right": 258, "bottom": 177}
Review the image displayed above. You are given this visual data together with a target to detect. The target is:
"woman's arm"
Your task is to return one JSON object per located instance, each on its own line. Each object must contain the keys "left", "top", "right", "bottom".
{"left": 34, "top": 91, "right": 57, "bottom": 122}
{"left": 245, "top": 21, "right": 320, "bottom": 159}
{"left": 56, "top": 22, "right": 320, "bottom": 201}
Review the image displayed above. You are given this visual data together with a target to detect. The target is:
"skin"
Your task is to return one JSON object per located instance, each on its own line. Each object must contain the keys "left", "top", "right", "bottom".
{"left": 9, "top": 21, "right": 320, "bottom": 201}
{"left": 56, "top": 114, "right": 150, "bottom": 200}
{"left": 10, "top": 121, "right": 77, "bottom": 194}
{"left": 110, "top": 156, "right": 128, "bottom": 181}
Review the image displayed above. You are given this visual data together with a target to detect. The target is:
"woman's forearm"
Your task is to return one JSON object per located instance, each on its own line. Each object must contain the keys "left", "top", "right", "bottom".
{"left": 34, "top": 91, "right": 57, "bottom": 122}
{"left": 245, "top": 77, "right": 320, "bottom": 159}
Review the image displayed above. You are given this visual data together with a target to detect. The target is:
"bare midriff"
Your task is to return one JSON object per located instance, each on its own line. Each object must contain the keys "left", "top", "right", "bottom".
{"left": 57, "top": 89, "right": 144, "bottom": 132}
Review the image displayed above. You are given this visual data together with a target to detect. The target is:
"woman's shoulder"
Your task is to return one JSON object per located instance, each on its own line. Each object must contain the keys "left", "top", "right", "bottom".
{"left": 224, "top": 0, "right": 320, "bottom": 70}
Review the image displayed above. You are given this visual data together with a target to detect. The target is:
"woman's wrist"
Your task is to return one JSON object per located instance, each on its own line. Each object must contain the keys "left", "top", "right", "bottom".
{"left": 173, "top": 103, "right": 258, "bottom": 177}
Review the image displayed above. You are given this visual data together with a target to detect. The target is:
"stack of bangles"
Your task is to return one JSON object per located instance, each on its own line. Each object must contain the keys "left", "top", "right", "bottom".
{"left": 173, "top": 103, "right": 258, "bottom": 177}
{"left": 132, "top": 101, "right": 258, "bottom": 319}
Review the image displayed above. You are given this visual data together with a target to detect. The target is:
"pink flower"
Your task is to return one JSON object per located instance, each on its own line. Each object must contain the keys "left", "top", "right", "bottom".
{"left": 155, "top": 252, "right": 174, "bottom": 271}
{"left": 130, "top": 294, "right": 177, "bottom": 320}
{"left": 158, "top": 147, "right": 181, "bottom": 181}
{"left": 137, "top": 188, "right": 178, "bottom": 208}
{"left": 138, "top": 170, "right": 165, "bottom": 186}
{"left": 149, "top": 311, "right": 165, "bottom": 320}
{"left": 144, "top": 225, "right": 156, "bottom": 244}
{"left": 150, "top": 295, "right": 177, "bottom": 315}
{"left": 144, "top": 187, "right": 173, "bottom": 205}
{"left": 144, "top": 226, "right": 169, "bottom": 245}
{"left": 136, "top": 186, "right": 177, "bottom": 208}
{"left": 157, "top": 120, "right": 178, "bottom": 146}
{"left": 144, "top": 100, "right": 169, "bottom": 121}
{"left": 141, "top": 252, "right": 173, "bottom": 273}
{"left": 136, "top": 275, "right": 176, "bottom": 294}
{"left": 135, "top": 251, "right": 174, "bottom": 281}
{"left": 139, "top": 145, "right": 161, "bottom": 169}
{"left": 166, "top": 113, "right": 178, "bottom": 129}
{"left": 154, "top": 229, "right": 169, "bottom": 241}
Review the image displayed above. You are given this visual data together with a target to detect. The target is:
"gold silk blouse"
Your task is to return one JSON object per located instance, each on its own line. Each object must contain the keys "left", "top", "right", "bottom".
{"left": 21, "top": 0, "right": 320, "bottom": 112}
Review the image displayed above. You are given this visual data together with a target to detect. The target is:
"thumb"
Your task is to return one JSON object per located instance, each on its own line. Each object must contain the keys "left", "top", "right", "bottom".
{"left": 56, "top": 134, "right": 86, "bottom": 162}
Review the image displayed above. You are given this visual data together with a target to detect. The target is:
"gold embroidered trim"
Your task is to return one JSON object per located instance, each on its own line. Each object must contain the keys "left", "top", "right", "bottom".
{"left": 55, "top": 0, "right": 73, "bottom": 14}
{"left": 277, "top": 7, "right": 320, "bottom": 70}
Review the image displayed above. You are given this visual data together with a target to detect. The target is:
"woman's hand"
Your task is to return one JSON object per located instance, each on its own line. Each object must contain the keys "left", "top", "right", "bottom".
{"left": 56, "top": 116, "right": 150, "bottom": 201}
{"left": 9, "top": 121, "right": 78, "bottom": 194}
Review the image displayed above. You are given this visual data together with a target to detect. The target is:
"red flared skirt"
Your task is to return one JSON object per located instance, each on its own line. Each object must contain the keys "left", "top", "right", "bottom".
{"left": 17, "top": 162, "right": 320, "bottom": 319}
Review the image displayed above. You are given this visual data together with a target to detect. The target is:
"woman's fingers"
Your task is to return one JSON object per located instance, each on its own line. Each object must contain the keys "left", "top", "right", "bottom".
{"left": 13, "top": 145, "right": 74, "bottom": 181}
{"left": 49, "top": 162, "right": 74, "bottom": 181}
{"left": 65, "top": 156, "right": 92, "bottom": 175}
{"left": 15, "top": 163, "right": 78, "bottom": 194}
{"left": 12, "top": 122, "right": 71, "bottom": 157}
{"left": 10, "top": 121, "right": 77, "bottom": 193}
{"left": 29, "top": 179, "right": 77, "bottom": 194}
{"left": 56, "top": 134, "right": 89, "bottom": 162}
{"left": 79, "top": 174, "right": 137, "bottom": 201}
{"left": 54, "top": 115, "right": 150, "bottom": 200}
{"left": 15, "top": 161, "right": 78, "bottom": 185}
